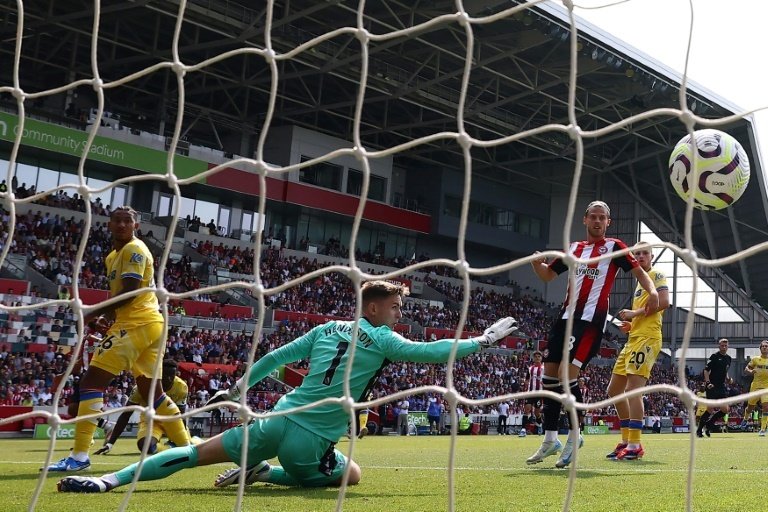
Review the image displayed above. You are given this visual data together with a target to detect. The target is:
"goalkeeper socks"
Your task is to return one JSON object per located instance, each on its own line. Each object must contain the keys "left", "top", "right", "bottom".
{"left": 263, "top": 465, "right": 300, "bottom": 486}
{"left": 73, "top": 389, "right": 103, "bottom": 456}
{"left": 619, "top": 418, "right": 630, "bottom": 443}
{"left": 154, "top": 394, "right": 191, "bottom": 447}
{"left": 112, "top": 445, "right": 198, "bottom": 487}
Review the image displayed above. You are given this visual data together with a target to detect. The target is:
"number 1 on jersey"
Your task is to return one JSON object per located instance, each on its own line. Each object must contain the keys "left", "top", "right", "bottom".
{"left": 323, "top": 341, "right": 349, "bottom": 385}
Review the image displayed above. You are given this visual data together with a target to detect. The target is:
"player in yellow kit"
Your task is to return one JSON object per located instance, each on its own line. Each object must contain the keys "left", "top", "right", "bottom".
{"left": 606, "top": 243, "right": 669, "bottom": 460}
{"left": 95, "top": 359, "right": 193, "bottom": 455}
{"left": 742, "top": 340, "right": 768, "bottom": 435}
{"left": 695, "top": 387, "right": 708, "bottom": 423}
{"left": 45, "top": 207, "right": 188, "bottom": 472}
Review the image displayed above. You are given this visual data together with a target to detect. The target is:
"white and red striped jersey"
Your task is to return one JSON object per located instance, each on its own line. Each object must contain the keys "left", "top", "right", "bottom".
{"left": 549, "top": 237, "right": 638, "bottom": 329}
{"left": 526, "top": 363, "right": 544, "bottom": 392}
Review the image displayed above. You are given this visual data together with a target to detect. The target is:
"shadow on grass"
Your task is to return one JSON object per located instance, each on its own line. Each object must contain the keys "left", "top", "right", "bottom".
{"left": 124, "top": 486, "right": 436, "bottom": 500}
{"left": 504, "top": 459, "right": 668, "bottom": 479}
{"left": 0, "top": 472, "right": 64, "bottom": 482}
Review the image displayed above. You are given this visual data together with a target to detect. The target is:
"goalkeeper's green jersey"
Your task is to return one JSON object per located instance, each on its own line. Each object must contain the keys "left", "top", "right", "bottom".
{"left": 243, "top": 318, "right": 481, "bottom": 442}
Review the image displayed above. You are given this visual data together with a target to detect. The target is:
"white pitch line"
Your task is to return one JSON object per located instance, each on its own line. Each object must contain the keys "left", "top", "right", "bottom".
{"left": 363, "top": 464, "right": 763, "bottom": 474}
{"left": 3, "top": 460, "right": 759, "bottom": 475}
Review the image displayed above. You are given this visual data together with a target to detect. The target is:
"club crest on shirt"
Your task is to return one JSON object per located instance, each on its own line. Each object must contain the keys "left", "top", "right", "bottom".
{"left": 598, "top": 245, "right": 608, "bottom": 254}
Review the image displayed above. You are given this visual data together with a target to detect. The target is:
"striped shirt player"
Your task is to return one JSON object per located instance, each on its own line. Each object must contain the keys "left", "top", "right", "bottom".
{"left": 57, "top": 281, "right": 518, "bottom": 494}
{"left": 520, "top": 350, "right": 545, "bottom": 437}
{"left": 546, "top": 237, "right": 640, "bottom": 368}
{"left": 527, "top": 200, "right": 659, "bottom": 468}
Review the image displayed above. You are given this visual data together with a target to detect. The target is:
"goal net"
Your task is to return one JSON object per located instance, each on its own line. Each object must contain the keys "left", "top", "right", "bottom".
{"left": 0, "top": 0, "right": 765, "bottom": 511}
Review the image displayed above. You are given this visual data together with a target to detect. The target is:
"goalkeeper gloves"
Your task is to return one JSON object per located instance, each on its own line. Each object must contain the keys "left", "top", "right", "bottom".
{"left": 94, "top": 442, "right": 113, "bottom": 455}
{"left": 478, "top": 317, "right": 519, "bottom": 347}
{"left": 205, "top": 383, "right": 242, "bottom": 408}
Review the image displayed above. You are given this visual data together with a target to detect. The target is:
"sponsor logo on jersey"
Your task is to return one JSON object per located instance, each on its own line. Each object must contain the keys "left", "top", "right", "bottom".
{"left": 576, "top": 264, "right": 600, "bottom": 279}
{"left": 129, "top": 252, "right": 144, "bottom": 264}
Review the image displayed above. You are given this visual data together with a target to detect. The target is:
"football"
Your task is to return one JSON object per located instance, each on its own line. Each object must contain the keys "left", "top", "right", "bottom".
{"left": 668, "top": 129, "right": 750, "bottom": 210}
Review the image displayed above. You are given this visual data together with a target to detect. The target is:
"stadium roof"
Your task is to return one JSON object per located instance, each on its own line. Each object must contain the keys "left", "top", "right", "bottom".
{"left": 2, "top": 0, "right": 768, "bottom": 307}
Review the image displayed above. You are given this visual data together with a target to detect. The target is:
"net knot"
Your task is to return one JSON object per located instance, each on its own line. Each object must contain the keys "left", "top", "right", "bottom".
{"left": 443, "top": 389, "right": 459, "bottom": 408}
{"left": 353, "top": 146, "right": 367, "bottom": 162}
{"left": 561, "top": 393, "right": 576, "bottom": 410}
{"left": 356, "top": 28, "right": 370, "bottom": 44}
{"left": 457, "top": 132, "right": 472, "bottom": 149}
{"left": 155, "top": 286, "right": 169, "bottom": 304}
{"left": 171, "top": 62, "right": 186, "bottom": 77}
{"left": 457, "top": 11, "right": 470, "bottom": 27}
{"left": 679, "top": 109, "right": 696, "bottom": 129}
{"left": 341, "top": 396, "right": 355, "bottom": 414}
{"left": 679, "top": 248, "right": 697, "bottom": 267}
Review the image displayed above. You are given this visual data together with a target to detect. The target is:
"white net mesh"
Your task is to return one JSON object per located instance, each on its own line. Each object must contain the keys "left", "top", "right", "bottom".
{"left": 1, "top": 0, "right": 766, "bottom": 511}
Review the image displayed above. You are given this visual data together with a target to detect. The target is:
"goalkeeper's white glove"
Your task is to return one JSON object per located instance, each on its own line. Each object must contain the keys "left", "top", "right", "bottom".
{"left": 205, "top": 383, "right": 242, "bottom": 408}
{"left": 478, "top": 317, "right": 519, "bottom": 347}
{"left": 94, "top": 442, "right": 113, "bottom": 455}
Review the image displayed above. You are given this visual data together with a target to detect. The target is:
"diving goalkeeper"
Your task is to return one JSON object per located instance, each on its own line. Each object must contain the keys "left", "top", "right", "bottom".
{"left": 58, "top": 280, "right": 518, "bottom": 493}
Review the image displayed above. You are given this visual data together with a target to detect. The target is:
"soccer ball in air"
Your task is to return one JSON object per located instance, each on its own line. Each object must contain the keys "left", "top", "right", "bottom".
{"left": 668, "top": 129, "right": 750, "bottom": 210}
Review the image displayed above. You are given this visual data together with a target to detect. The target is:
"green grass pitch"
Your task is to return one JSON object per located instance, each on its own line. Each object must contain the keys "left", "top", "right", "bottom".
{"left": 1, "top": 433, "right": 759, "bottom": 511}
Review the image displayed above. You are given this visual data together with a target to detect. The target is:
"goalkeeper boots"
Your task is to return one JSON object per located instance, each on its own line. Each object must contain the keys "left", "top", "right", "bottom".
{"left": 525, "top": 439, "right": 562, "bottom": 465}
{"left": 58, "top": 476, "right": 111, "bottom": 493}
{"left": 214, "top": 460, "right": 271, "bottom": 488}
{"left": 555, "top": 433, "right": 584, "bottom": 468}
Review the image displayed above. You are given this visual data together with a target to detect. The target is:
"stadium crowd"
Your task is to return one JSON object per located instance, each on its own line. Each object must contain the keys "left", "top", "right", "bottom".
{"left": 0, "top": 311, "right": 745, "bottom": 424}
{"left": 0, "top": 198, "right": 748, "bottom": 430}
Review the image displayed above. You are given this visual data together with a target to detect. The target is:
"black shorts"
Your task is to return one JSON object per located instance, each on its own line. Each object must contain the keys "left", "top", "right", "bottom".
{"left": 544, "top": 319, "right": 603, "bottom": 368}
{"left": 706, "top": 385, "right": 727, "bottom": 400}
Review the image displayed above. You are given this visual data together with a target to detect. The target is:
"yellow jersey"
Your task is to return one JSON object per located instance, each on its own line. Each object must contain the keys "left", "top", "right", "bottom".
{"left": 695, "top": 391, "right": 707, "bottom": 415}
{"left": 105, "top": 237, "right": 163, "bottom": 328}
{"left": 128, "top": 376, "right": 188, "bottom": 407}
{"left": 748, "top": 356, "right": 768, "bottom": 387}
{"left": 629, "top": 266, "right": 667, "bottom": 339}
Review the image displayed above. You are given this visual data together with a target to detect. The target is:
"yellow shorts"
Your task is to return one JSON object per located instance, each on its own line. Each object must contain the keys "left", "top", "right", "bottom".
{"left": 136, "top": 413, "right": 166, "bottom": 442}
{"left": 136, "top": 414, "right": 191, "bottom": 443}
{"left": 612, "top": 335, "right": 661, "bottom": 379}
{"left": 747, "top": 383, "right": 768, "bottom": 406}
{"left": 90, "top": 322, "right": 165, "bottom": 378}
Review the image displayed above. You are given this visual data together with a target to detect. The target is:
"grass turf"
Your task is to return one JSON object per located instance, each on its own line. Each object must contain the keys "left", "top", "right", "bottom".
{"left": 0, "top": 432, "right": 759, "bottom": 511}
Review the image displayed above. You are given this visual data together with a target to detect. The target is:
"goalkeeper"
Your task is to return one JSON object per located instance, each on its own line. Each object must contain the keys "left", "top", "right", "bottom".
{"left": 58, "top": 280, "right": 518, "bottom": 493}
{"left": 94, "top": 359, "right": 194, "bottom": 455}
